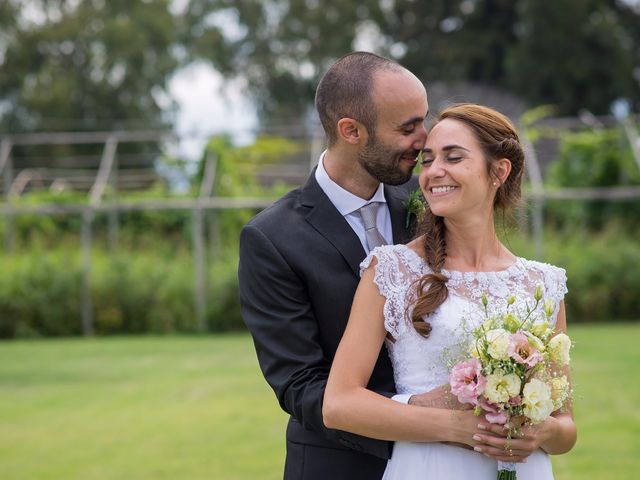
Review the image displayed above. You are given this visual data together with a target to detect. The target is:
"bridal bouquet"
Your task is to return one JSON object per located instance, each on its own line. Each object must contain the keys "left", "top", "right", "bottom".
{"left": 448, "top": 286, "right": 572, "bottom": 480}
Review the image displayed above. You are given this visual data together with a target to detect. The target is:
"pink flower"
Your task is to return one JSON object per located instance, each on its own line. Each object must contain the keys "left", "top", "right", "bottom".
{"left": 508, "top": 395, "right": 522, "bottom": 406}
{"left": 449, "top": 358, "right": 486, "bottom": 405}
{"left": 477, "top": 397, "right": 508, "bottom": 424}
{"left": 508, "top": 333, "right": 544, "bottom": 367}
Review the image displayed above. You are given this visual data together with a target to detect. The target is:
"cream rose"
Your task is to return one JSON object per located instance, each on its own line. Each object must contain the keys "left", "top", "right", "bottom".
{"left": 523, "top": 378, "right": 554, "bottom": 423}
{"left": 485, "top": 329, "right": 511, "bottom": 360}
{"left": 484, "top": 372, "right": 521, "bottom": 404}
{"left": 548, "top": 333, "right": 572, "bottom": 366}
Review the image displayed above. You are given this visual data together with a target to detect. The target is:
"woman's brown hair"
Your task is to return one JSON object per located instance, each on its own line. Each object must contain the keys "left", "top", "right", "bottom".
{"left": 410, "top": 103, "right": 525, "bottom": 338}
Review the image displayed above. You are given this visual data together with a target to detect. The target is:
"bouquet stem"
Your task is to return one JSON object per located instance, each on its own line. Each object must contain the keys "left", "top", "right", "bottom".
{"left": 497, "top": 460, "right": 517, "bottom": 479}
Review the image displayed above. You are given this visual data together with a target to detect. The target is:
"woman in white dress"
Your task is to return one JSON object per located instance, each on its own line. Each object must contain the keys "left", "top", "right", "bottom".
{"left": 323, "top": 104, "right": 577, "bottom": 479}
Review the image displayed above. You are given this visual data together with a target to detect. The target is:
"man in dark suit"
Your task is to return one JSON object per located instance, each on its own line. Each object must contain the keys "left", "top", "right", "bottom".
{"left": 238, "top": 52, "right": 429, "bottom": 479}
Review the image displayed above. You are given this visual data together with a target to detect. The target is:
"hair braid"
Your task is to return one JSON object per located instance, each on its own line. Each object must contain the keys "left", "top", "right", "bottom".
{"left": 408, "top": 210, "right": 448, "bottom": 338}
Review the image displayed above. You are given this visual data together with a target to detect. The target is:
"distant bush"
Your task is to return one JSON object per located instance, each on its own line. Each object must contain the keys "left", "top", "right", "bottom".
{"left": 0, "top": 247, "right": 243, "bottom": 339}
{"left": 1, "top": 223, "right": 638, "bottom": 339}
{"left": 505, "top": 224, "right": 640, "bottom": 323}
{"left": 542, "top": 226, "right": 640, "bottom": 322}
{"left": 544, "top": 127, "right": 640, "bottom": 232}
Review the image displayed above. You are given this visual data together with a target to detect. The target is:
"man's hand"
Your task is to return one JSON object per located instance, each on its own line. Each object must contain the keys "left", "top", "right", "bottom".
{"left": 408, "top": 385, "right": 473, "bottom": 411}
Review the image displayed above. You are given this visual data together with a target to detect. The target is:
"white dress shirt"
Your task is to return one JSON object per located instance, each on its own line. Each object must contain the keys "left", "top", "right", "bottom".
{"left": 315, "top": 152, "right": 392, "bottom": 253}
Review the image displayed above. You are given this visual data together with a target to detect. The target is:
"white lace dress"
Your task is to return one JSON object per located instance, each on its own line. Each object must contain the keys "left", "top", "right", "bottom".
{"left": 360, "top": 244, "right": 568, "bottom": 480}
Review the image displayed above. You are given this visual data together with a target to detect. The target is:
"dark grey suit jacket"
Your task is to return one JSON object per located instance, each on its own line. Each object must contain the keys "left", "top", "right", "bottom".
{"left": 238, "top": 171, "right": 418, "bottom": 479}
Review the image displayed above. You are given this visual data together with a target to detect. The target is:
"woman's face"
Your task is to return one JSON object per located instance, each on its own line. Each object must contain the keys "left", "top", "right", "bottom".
{"left": 418, "top": 118, "right": 499, "bottom": 221}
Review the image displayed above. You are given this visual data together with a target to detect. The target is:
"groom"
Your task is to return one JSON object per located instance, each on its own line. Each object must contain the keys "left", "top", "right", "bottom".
{"left": 238, "top": 52, "right": 428, "bottom": 479}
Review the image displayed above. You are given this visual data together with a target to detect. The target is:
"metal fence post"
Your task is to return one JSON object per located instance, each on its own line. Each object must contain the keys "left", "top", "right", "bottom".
{"left": 1, "top": 140, "right": 14, "bottom": 251}
{"left": 521, "top": 129, "right": 545, "bottom": 260}
{"left": 192, "top": 202, "right": 207, "bottom": 332}
{"left": 81, "top": 207, "right": 95, "bottom": 336}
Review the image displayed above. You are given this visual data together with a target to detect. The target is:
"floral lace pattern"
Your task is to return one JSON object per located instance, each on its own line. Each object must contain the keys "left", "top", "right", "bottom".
{"left": 360, "top": 244, "right": 568, "bottom": 395}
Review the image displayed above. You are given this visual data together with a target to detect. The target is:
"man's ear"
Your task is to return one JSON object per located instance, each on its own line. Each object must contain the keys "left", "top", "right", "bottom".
{"left": 337, "top": 118, "right": 367, "bottom": 145}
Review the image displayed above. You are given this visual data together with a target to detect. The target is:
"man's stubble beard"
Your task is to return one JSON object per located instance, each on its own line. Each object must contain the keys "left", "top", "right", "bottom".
{"left": 357, "top": 135, "right": 415, "bottom": 185}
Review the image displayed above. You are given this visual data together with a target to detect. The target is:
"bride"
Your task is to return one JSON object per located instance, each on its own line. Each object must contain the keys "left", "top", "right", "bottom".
{"left": 323, "top": 103, "right": 577, "bottom": 479}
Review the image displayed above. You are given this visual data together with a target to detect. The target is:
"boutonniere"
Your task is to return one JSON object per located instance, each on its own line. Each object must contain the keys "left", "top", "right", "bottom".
{"left": 404, "top": 187, "right": 426, "bottom": 228}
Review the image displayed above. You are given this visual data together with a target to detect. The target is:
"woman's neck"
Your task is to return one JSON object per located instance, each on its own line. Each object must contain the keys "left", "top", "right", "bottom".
{"left": 441, "top": 214, "right": 515, "bottom": 272}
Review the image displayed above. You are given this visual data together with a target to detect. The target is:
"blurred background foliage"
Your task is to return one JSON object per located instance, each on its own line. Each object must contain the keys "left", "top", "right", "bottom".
{"left": 1, "top": 0, "right": 639, "bottom": 130}
{"left": 0, "top": 0, "right": 639, "bottom": 338}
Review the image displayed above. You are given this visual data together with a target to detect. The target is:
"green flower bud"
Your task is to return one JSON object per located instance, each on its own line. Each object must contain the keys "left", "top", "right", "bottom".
{"left": 531, "top": 320, "right": 550, "bottom": 338}
{"left": 507, "top": 295, "right": 516, "bottom": 306}
{"left": 543, "top": 298, "right": 555, "bottom": 318}
{"left": 482, "top": 294, "right": 488, "bottom": 307}
{"left": 503, "top": 313, "right": 520, "bottom": 332}
{"left": 534, "top": 284, "right": 543, "bottom": 301}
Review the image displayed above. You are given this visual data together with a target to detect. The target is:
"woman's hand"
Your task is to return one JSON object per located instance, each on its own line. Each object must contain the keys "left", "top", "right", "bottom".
{"left": 471, "top": 416, "right": 554, "bottom": 463}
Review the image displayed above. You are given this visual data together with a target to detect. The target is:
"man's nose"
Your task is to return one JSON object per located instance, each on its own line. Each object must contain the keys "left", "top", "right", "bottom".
{"left": 413, "top": 126, "right": 427, "bottom": 147}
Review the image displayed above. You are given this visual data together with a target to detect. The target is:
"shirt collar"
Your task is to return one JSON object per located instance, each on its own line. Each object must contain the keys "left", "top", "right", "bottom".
{"left": 315, "top": 151, "right": 387, "bottom": 216}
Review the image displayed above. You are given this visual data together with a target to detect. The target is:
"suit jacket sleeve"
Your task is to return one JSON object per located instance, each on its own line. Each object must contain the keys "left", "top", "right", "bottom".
{"left": 238, "top": 222, "right": 393, "bottom": 460}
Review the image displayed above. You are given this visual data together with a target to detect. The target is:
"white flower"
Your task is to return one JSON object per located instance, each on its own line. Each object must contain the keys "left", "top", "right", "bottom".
{"left": 484, "top": 372, "right": 521, "bottom": 404}
{"left": 548, "top": 333, "right": 572, "bottom": 366}
{"left": 522, "top": 378, "right": 554, "bottom": 423}
{"left": 468, "top": 338, "right": 486, "bottom": 360}
{"left": 485, "top": 329, "right": 511, "bottom": 360}
{"left": 550, "top": 375, "right": 570, "bottom": 410}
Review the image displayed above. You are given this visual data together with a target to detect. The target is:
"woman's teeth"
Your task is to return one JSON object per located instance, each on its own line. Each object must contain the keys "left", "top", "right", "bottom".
{"left": 431, "top": 186, "right": 457, "bottom": 193}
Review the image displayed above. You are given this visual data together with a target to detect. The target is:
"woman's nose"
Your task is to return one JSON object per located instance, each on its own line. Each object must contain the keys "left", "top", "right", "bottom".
{"left": 426, "top": 157, "right": 446, "bottom": 177}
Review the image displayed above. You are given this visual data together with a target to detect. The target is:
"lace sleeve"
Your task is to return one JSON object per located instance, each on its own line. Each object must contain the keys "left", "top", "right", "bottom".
{"left": 360, "top": 246, "right": 414, "bottom": 338}
{"left": 542, "top": 264, "right": 568, "bottom": 326}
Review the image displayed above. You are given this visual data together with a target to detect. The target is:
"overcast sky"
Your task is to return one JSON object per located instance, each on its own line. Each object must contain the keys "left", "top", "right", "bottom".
{"left": 168, "top": 61, "right": 258, "bottom": 162}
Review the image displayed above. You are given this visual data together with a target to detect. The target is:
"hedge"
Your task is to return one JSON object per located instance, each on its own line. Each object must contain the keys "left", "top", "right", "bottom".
{"left": 0, "top": 225, "right": 637, "bottom": 339}
{"left": 0, "top": 248, "right": 242, "bottom": 338}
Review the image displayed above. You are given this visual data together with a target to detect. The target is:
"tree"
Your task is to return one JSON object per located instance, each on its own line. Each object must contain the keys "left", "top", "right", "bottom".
{"left": 186, "top": 0, "right": 639, "bottom": 120}
{"left": 507, "top": 0, "right": 640, "bottom": 115}
{"left": 0, "top": 0, "right": 180, "bottom": 134}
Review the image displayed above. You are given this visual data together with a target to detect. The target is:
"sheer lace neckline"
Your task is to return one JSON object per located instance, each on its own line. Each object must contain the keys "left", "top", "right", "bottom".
{"left": 398, "top": 243, "right": 521, "bottom": 277}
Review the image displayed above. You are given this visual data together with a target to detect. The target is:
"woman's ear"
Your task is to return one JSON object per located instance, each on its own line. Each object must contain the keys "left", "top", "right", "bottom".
{"left": 337, "top": 118, "right": 366, "bottom": 145}
{"left": 494, "top": 158, "right": 512, "bottom": 186}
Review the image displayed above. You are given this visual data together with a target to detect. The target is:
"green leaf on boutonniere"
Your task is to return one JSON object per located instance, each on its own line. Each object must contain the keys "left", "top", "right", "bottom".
{"left": 404, "top": 187, "right": 426, "bottom": 228}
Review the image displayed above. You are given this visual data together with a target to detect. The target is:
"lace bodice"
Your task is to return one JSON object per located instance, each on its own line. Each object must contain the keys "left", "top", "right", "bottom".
{"left": 360, "top": 244, "right": 568, "bottom": 395}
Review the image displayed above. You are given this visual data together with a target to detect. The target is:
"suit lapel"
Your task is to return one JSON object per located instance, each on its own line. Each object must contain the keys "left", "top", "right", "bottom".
{"left": 301, "top": 172, "right": 365, "bottom": 276}
{"left": 385, "top": 185, "right": 411, "bottom": 244}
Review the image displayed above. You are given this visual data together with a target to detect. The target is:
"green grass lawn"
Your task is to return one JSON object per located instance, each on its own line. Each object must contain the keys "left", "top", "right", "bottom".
{"left": 0, "top": 323, "right": 638, "bottom": 479}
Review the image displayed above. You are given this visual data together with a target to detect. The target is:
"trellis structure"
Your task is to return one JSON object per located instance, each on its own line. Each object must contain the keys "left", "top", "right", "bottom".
{"left": 1, "top": 118, "right": 639, "bottom": 336}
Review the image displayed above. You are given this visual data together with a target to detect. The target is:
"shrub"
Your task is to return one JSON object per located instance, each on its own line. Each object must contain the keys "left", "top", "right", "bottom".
{"left": 504, "top": 223, "right": 640, "bottom": 323}
{"left": 0, "top": 247, "right": 244, "bottom": 339}
{"left": 544, "top": 127, "right": 640, "bottom": 232}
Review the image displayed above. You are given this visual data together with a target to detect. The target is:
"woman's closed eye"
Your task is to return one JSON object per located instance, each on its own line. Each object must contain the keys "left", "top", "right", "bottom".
{"left": 419, "top": 154, "right": 463, "bottom": 166}
{"left": 419, "top": 156, "right": 434, "bottom": 166}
